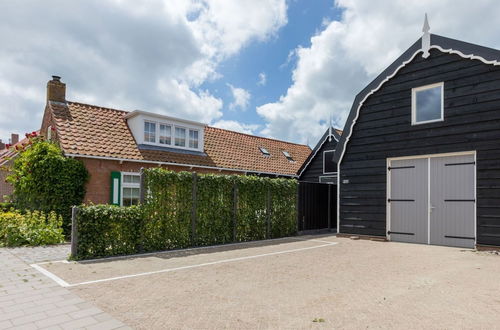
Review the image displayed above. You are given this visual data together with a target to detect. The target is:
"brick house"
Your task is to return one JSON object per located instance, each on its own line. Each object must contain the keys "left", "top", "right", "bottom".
{"left": 38, "top": 76, "right": 311, "bottom": 206}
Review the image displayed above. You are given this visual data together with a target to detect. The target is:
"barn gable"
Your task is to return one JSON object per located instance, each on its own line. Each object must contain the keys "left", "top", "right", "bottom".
{"left": 336, "top": 29, "right": 500, "bottom": 248}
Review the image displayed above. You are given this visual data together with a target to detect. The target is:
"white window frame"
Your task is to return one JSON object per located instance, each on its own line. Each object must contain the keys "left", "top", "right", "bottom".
{"left": 143, "top": 119, "right": 201, "bottom": 152}
{"left": 188, "top": 129, "right": 199, "bottom": 149}
{"left": 323, "top": 150, "right": 336, "bottom": 174}
{"left": 411, "top": 82, "right": 444, "bottom": 125}
{"left": 121, "top": 172, "right": 141, "bottom": 207}
{"left": 144, "top": 121, "right": 157, "bottom": 143}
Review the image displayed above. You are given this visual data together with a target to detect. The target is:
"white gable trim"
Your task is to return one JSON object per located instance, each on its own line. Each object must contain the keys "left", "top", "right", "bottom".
{"left": 338, "top": 44, "right": 500, "bottom": 167}
{"left": 298, "top": 132, "right": 338, "bottom": 178}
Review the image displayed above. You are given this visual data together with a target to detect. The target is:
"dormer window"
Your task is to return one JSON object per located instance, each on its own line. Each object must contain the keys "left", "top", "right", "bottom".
{"left": 175, "top": 127, "right": 186, "bottom": 147}
{"left": 144, "top": 121, "right": 156, "bottom": 143}
{"left": 412, "top": 82, "right": 444, "bottom": 125}
{"left": 159, "top": 124, "right": 171, "bottom": 145}
{"left": 189, "top": 129, "right": 199, "bottom": 148}
{"left": 259, "top": 147, "right": 270, "bottom": 156}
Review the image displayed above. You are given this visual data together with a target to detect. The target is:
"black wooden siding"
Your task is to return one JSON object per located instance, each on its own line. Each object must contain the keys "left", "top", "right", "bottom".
{"left": 340, "top": 49, "right": 500, "bottom": 246}
{"left": 300, "top": 138, "right": 338, "bottom": 183}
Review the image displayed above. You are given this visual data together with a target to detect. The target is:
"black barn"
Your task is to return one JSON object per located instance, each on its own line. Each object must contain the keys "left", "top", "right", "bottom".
{"left": 334, "top": 28, "right": 500, "bottom": 248}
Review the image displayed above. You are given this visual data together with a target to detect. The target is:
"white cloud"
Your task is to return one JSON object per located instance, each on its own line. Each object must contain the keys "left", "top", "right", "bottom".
{"left": 0, "top": 0, "right": 287, "bottom": 139}
{"left": 212, "top": 120, "right": 260, "bottom": 135}
{"left": 257, "top": 72, "right": 267, "bottom": 86}
{"left": 227, "top": 84, "right": 251, "bottom": 111}
{"left": 257, "top": 0, "right": 500, "bottom": 144}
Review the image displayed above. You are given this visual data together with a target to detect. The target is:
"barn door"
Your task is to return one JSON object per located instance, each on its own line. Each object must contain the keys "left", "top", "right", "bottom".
{"left": 429, "top": 155, "right": 475, "bottom": 248}
{"left": 389, "top": 158, "right": 428, "bottom": 244}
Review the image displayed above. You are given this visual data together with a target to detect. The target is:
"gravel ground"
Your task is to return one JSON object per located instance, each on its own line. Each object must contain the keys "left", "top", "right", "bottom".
{"left": 36, "top": 235, "right": 500, "bottom": 329}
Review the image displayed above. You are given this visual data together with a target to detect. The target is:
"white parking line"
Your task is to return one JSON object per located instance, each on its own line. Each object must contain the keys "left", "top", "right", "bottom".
{"left": 31, "top": 238, "right": 338, "bottom": 288}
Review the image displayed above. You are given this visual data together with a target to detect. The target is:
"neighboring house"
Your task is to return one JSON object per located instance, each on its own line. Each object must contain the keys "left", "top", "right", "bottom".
{"left": 298, "top": 127, "right": 342, "bottom": 184}
{"left": 334, "top": 21, "right": 500, "bottom": 248}
{"left": 0, "top": 133, "right": 22, "bottom": 199}
{"left": 39, "top": 76, "right": 311, "bottom": 206}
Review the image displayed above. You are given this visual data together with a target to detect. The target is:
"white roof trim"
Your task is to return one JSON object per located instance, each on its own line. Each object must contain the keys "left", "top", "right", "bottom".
{"left": 64, "top": 153, "right": 298, "bottom": 178}
{"left": 124, "top": 110, "right": 207, "bottom": 127}
{"left": 338, "top": 44, "right": 500, "bottom": 167}
{"left": 298, "top": 132, "right": 338, "bottom": 177}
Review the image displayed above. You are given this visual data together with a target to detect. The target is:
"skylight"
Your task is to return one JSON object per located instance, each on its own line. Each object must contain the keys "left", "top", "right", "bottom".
{"left": 282, "top": 150, "right": 294, "bottom": 161}
{"left": 259, "top": 147, "right": 270, "bottom": 156}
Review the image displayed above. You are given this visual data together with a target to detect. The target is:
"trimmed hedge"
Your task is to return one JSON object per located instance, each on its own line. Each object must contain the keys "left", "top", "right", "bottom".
{"left": 72, "top": 169, "right": 298, "bottom": 259}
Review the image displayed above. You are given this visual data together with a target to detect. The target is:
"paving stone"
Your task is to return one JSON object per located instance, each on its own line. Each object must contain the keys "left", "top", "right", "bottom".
{"left": 11, "top": 312, "right": 47, "bottom": 326}
{"left": 61, "top": 316, "right": 99, "bottom": 329}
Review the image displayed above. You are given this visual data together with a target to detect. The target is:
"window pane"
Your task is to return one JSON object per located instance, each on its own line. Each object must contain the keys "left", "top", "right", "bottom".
{"left": 123, "top": 174, "right": 140, "bottom": 184}
{"left": 122, "top": 187, "right": 140, "bottom": 206}
{"left": 144, "top": 122, "right": 156, "bottom": 143}
{"left": 189, "top": 130, "right": 198, "bottom": 148}
{"left": 415, "top": 86, "right": 442, "bottom": 123}
{"left": 159, "top": 124, "right": 171, "bottom": 145}
{"left": 175, "top": 127, "right": 186, "bottom": 147}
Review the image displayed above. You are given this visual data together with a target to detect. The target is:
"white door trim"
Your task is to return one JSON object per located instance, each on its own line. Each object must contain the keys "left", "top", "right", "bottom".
{"left": 386, "top": 150, "right": 476, "bottom": 246}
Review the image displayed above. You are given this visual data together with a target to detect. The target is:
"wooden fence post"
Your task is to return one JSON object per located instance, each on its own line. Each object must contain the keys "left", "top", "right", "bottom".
{"left": 70, "top": 206, "right": 78, "bottom": 258}
{"left": 232, "top": 182, "right": 238, "bottom": 242}
{"left": 266, "top": 187, "right": 271, "bottom": 239}
{"left": 191, "top": 172, "right": 198, "bottom": 245}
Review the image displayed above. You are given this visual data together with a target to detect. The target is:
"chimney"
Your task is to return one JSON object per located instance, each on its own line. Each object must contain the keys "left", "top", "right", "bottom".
{"left": 0, "top": 139, "right": 4, "bottom": 151}
{"left": 46, "top": 75, "right": 66, "bottom": 103}
{"left": 11, "top": 134, "right": 19, "bottom": 145}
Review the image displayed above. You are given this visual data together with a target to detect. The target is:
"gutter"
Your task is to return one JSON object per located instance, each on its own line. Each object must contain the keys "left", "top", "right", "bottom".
{"left": 64, "top": 153, "right": 298, "bottom": 178}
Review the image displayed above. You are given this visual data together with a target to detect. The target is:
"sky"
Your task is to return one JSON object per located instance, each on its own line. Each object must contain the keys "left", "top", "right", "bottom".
{"left": 1, "top": 0, "right": 500, "bottom": 147}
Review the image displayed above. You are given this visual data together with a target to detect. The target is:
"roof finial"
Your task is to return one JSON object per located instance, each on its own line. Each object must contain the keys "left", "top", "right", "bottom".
{"left": 328, "top": 113, "right": 333, "bottom": 142}
{"left": 422, "top": 13, "right": 431, "bottom": 58}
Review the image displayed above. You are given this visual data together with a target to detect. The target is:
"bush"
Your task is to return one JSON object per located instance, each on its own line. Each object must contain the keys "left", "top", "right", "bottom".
{"left": 0, "top": 210, "right": 65, "bottom": 247}
{"left": 6, "top": 136, "right": 89, "bottom": 235}
{"left": 72, "top": 169, "right": 298, "bottom": 260}
{"left": 0, "top": 202, "right": 14, "bottom": 213}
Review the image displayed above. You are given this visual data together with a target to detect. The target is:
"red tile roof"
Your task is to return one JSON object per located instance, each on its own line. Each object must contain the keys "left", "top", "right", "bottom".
{"left": 48, "top": 102, "right": 311, "bottom": 176}
{"left": 0, "top": 135, "right": 33, "bottom": 166}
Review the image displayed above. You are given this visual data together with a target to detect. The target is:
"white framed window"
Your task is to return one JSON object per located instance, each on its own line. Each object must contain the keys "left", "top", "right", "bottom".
{"left": 189, "top": 129, "right": 199, "bottom": 149}
{"left": 259, "top": 147, "right": 270, "bottom": 156}
{"left": 159, "top": 124, "right": 172, "bottom": 145}
{"left": 282, "top": 150, "right": 294, "bottom": 161}
{"left": 144, "top": 121, "right": 156, "bottom": 143}
{"left": 411, "top": 82, "right": 444, "bottom": 125}
{"left": 175, "top": 127, "right": 186, "bottom": 147}
{"left": 323, "top": 150, "right": 336, "bottom": 174}
{"left": 121, "top": 172, "right": 141, "bottom": 206}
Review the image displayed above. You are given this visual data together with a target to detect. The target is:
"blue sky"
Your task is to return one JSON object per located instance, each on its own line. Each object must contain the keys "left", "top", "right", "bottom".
{"left": 203, "top": 0, "right": 340, "bottom": 130}
{"left": 1, "top": 0, "right": 500, "bottom": 146}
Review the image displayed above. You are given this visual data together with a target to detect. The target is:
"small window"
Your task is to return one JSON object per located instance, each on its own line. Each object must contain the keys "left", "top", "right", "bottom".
{"left": 47, "top": 126, "right": 52, "bottom": 141}
{"left": 282, "top": 150, "right": 294, "bottom": 161}
{"left": 144, "top": 121, "right": 156, "bottom": 143}
{"left": 189, "top": 129, "right": 199, "bottom": 149}
{"left": 323, "top": 150, "right": 336, "bottom": 174}
{"left": 175, "top": 127, "right": 186, "bottom": 147}
{"left": 259, "top": 147, "right": 270, "bottom": 156}
{"left": 412, "top": 82, "right": 444, "bottom": 125}
{"left": 122, "top": 173, "right": 141, "bottom": 206}
{"left": 159, "top": 124, "right": 171, "bottom": 145}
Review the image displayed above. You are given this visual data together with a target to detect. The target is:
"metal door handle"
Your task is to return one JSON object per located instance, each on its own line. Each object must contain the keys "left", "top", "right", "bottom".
{"left": 430, "top": 205, "right": 436, "bottom": 212}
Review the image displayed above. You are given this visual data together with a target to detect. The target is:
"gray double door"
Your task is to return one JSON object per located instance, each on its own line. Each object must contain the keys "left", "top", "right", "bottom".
{"left": 389, "top": 154, "right": 475, "bottom": 248}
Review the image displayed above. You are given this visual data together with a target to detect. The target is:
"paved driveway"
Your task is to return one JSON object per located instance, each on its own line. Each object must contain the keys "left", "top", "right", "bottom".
{"left": 29, "top": 236, "right": 500, "bottom": 329}
{"left": 0, "top": 244, "right": 130, "bottom": 329}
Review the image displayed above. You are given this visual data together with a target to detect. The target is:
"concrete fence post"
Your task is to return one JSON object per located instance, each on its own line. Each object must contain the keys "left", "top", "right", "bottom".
{"left": 70, "top": 206, "right": 78, "bottom": 258}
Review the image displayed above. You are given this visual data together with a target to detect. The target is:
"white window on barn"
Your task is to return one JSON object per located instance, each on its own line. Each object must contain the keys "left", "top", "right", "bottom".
{"left": 412, "top": 82, "right": 444, "bottom": 125}
{"left": 189, "top": 129, "right": 199, "bottom": 149}
{"left": 159, "top": 124, "right": 171, "bottom": 145}
{"left": 175, "top": 127, "right": 186, "bottom": 147}
{"left": 121, "top": 173, "right": 141, "bottom": 206}
{"left": 144, "top": 121, "right": 156, "bottom": 143}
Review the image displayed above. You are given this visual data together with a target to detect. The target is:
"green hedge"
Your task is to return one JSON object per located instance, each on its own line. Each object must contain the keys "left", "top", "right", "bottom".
{"left": 73, "top": 169, "right": 298, "bottom": 259}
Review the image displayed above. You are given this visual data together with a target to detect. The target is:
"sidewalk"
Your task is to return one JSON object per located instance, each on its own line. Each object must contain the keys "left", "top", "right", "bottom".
{"left": 0, "top": 245, "right": 131, "bottom": 329}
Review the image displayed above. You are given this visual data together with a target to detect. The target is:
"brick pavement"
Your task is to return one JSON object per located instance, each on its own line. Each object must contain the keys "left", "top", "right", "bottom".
{"left": 0, "top": 247, "right": 131, "bottom": 329}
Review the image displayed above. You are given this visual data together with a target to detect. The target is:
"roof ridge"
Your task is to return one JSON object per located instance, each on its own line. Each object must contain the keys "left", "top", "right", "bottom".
{"left": 66, "top": 101, "right": 130, "bottom": 114}
{"left": 206, "top": 126, "right": 311, "bottom": 148}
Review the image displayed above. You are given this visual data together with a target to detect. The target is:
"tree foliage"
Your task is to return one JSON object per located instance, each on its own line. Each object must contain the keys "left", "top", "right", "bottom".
{"left": 6, "top": 135, "right": 89, "bottom": 233}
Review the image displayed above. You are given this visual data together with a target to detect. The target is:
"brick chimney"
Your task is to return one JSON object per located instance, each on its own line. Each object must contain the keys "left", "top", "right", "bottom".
{"left": 10, "top": 134, "right": 19, "bottom": 145}
{"left": 46, "top": 75, "right": 66, "bottom": 103}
